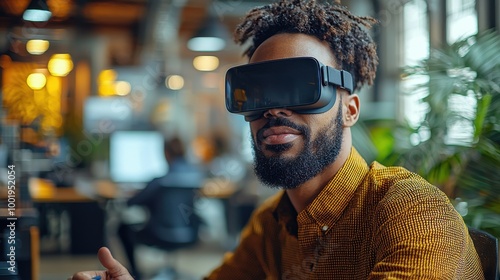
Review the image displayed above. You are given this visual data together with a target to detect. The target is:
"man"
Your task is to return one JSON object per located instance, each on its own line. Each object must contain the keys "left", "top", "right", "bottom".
{"left": 71, "top": 1, "right": 483, "bottom": 279}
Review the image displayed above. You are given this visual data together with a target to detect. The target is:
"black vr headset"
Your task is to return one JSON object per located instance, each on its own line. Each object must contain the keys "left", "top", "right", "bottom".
{"left": 225, "top": 57, "right": 354, "bottom": 121}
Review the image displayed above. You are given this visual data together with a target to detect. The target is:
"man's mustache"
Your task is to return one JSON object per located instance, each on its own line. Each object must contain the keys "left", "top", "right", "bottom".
{"left": 256, "top": 117, "right": 308, "bottom": 143}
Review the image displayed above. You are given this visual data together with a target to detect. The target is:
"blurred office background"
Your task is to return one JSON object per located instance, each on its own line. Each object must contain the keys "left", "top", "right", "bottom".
{"left": 0, "top": 0, "right": 498, "bottom": 279}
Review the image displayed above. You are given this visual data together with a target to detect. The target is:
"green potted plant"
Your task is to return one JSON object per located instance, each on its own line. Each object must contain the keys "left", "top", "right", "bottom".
{"left": 389, "top": 30, "right": 500, "bottom": 237}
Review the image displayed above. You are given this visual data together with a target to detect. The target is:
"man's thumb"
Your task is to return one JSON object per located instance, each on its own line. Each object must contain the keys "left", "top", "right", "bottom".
{"left": 97, "top": 247, "right": 133, "bottom": 279}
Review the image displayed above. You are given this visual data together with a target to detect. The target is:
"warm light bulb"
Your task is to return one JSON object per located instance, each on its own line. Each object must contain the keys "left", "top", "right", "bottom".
{"left": 27, "top": 73, "right": 47, "bottom": 90}
{"left": 48, "top": 53, "right": 73, "bottom": 77}
{"left": 26, "top": 39, "right": 50, "bottom": 55}
{"left": 166, "top": 75, "right": 184, "bottom": 90}
{"left": 193, "top": 56, "right": 219, "bottom": 72}
{"left": 115, "top": 81, "right": 131, "bottom": 96}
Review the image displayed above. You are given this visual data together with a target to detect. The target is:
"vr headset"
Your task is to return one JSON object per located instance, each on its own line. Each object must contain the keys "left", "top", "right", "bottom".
{"left": 225, "top": 57, "right": 353, "bottom": 121}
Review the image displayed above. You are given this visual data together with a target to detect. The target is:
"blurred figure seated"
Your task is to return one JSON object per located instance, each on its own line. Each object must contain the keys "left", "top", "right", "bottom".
{"left": 117, "top": 136, "right": 206, "bottom": 279}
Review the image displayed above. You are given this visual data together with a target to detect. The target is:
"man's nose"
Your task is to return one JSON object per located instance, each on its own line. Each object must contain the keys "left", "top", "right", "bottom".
{"left": 263, "top": 108, "right": 293, "bottom": 119}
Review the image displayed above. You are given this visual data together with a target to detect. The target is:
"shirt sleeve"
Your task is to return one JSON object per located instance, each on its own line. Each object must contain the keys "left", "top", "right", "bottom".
{"left": 204, "top": 206, "right": 269, "bottom": 280}
{"left": 368, "top": 178, "right": 484, "bottom": 279}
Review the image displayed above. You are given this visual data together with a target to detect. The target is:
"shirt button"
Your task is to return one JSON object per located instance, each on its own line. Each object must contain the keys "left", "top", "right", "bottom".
{"left": 321, "top": 225, "right": 329, "bottom": 232}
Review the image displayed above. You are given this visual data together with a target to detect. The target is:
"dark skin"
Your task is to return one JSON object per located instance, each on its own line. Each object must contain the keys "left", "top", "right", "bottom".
{"left": 69, "top": 247, "right": 133, "bottom": 280}
{"left": 249, "top": 33, "right": 360, "bottom": 213}
{"left": 70, "top": 33, "right": 361, "bottom": 279}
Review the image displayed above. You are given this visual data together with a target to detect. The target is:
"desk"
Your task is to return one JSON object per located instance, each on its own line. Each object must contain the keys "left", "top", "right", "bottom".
{"left": 29, "top": 177, "right": 243, "bottom": 252}
{"left": 31, "top": 188, "right": 93, "bottom": 203}
{"left": 87, "top": 178, "right": 238, "bottom": 200}
{"left": 28, "top": 178, "right": 106, "bottom": 255}
{"left": 199, "top": 178, "right": 238, "bottom": 199}
{"left": 93, "top": 180, "right": 132, "bottom": 199}
{"left": 28, "top": 178, "right": 93, "bottom": 203}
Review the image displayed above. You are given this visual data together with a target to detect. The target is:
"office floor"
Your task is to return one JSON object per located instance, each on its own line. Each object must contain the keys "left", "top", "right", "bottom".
{"left": 40, "top": 237, "right": 227, "bottom": 280}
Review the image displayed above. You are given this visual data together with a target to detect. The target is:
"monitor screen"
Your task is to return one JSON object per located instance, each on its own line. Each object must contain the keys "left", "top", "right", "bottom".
{"left": 84, "top": 97, "right": 133, "bottom": 133}
{"left": 109, "top": 131, "right": 168, "bottom": 184}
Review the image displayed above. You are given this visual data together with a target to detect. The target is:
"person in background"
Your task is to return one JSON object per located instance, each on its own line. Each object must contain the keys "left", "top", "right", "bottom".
{"left": 116, "top": 136, "right": 205, "bottom": 279}
{"left": 70, "top": 1, "right": 483, "bottom": 279}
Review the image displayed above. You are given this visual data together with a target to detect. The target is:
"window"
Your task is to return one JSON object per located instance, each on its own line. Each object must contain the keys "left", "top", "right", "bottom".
{"left": 402, "top": 0, "right": 479, "bottom": 146}
{"left": 446, "top": 0, "right": 478, "bottom": 145}
{"left": 402, "top": 0, "right": 429, "bottom": 132}
{"left": 447, "top": 0, "right": 478, "bottom": 43}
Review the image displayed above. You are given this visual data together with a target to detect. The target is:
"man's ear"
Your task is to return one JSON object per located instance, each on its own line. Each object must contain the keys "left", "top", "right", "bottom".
{"left": 343, "top": 93, "right": 360, "bottom": 127}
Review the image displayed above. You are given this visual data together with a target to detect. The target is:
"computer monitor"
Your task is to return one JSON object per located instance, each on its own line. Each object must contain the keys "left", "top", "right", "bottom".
{"left": 109, "top": 131, "right": 168, "bottom": 188}
{"left": 84, "top": 96, "right": 133, "bottom": 132}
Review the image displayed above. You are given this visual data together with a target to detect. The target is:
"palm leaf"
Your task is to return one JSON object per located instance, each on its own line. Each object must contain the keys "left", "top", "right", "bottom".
{"left": 389, "top": 30, "right": 500, "bottom": 237}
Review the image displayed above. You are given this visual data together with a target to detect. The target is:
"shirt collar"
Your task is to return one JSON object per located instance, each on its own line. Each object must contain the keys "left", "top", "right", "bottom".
{"left": 273, "top": 148, "right": 369, "bottom": 232}
{"left": 303, "top": 148, "right": 369, "bottom": 230}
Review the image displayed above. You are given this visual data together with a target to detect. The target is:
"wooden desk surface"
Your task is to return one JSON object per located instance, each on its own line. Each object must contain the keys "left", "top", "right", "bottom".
{"left": 24, "top": 177, "right": 238, "bottom": 203}
{"left": 199, "top": 178, "right": 238, "bottom": 199}
{"left": 32, "top": 187, "right": 93, "bottom": 203}
{"left": 93, "top": 180, "right": 128, "bottom": 199}
{"left": 91, "top": 178, "right": 238, "bottom": 200}
{"left": 28, "top": 178, "right": 93, "bottom": 203}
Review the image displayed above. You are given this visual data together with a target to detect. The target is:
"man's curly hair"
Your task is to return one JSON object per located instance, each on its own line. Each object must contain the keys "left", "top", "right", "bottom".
{"left": 234, "top": 0, "right": 378, "bottom": 91}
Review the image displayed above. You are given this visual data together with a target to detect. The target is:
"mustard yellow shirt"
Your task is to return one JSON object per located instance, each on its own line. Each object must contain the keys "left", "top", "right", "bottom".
{"left": 206, "top": 148, "right": 483, "bottom": 279}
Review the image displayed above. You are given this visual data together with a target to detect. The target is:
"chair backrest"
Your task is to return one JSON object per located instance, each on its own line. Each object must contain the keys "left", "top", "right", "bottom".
{"left": 468, "top": 227, "right": 499, "bottom": 280}
{"left": 151, "top": 186, "right": 200, "bottom": 229}
{"left": 135, "top": 185, "right": 202, "bottom": 250}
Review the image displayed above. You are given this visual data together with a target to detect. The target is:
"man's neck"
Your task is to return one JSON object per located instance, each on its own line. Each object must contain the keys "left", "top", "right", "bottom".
{"left": 286, "top": 136, "right": 352, "bottom": 214}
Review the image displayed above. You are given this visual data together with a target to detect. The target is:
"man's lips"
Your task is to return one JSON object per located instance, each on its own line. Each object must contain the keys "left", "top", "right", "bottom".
{"left": 261, "top": 126, "right": 301, "bottom": 145}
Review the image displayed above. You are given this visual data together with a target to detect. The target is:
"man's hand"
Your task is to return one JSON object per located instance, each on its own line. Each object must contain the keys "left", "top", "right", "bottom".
{"left": 70, "top": 247, "right": 134, "bottom": 280}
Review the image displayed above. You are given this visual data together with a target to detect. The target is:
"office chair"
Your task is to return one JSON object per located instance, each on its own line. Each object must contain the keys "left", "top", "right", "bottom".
{"left": 135, "top": 186, "right": 202, "bottom": 278}
{"left": 468, "top": 227, "right": 499, "bottom": 280}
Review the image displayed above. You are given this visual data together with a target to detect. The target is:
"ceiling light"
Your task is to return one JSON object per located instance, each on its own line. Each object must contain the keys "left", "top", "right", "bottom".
{"left": 166, "top": 75, "right": 184, "bottom": 90}
{"left": 48, "top": 54, "right": 73, "bottom": 77}
{"left": 188, "top": 37, "right": 226, "bottom": 52}
{"left": 187, "top": 17, "right": 229, "bottom": 52}
{"left": 193, "top": 56, "right": 219, "bottom": 72}
{"left": 27, "top": 73, "right": 47, "bottom": 90}
{"left": 23, "top": 0, "right": 52, "bottom": 22}
{"left": 115, "top": 81, "right": 131, "bottom": 96}
{"left": 26, "top": 39, "right": 50, "bottom": 55}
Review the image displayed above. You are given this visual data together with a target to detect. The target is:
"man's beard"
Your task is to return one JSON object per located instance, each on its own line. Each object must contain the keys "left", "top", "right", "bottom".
{"left": 251, "top": 105, "right": 344, "bottom": 190}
